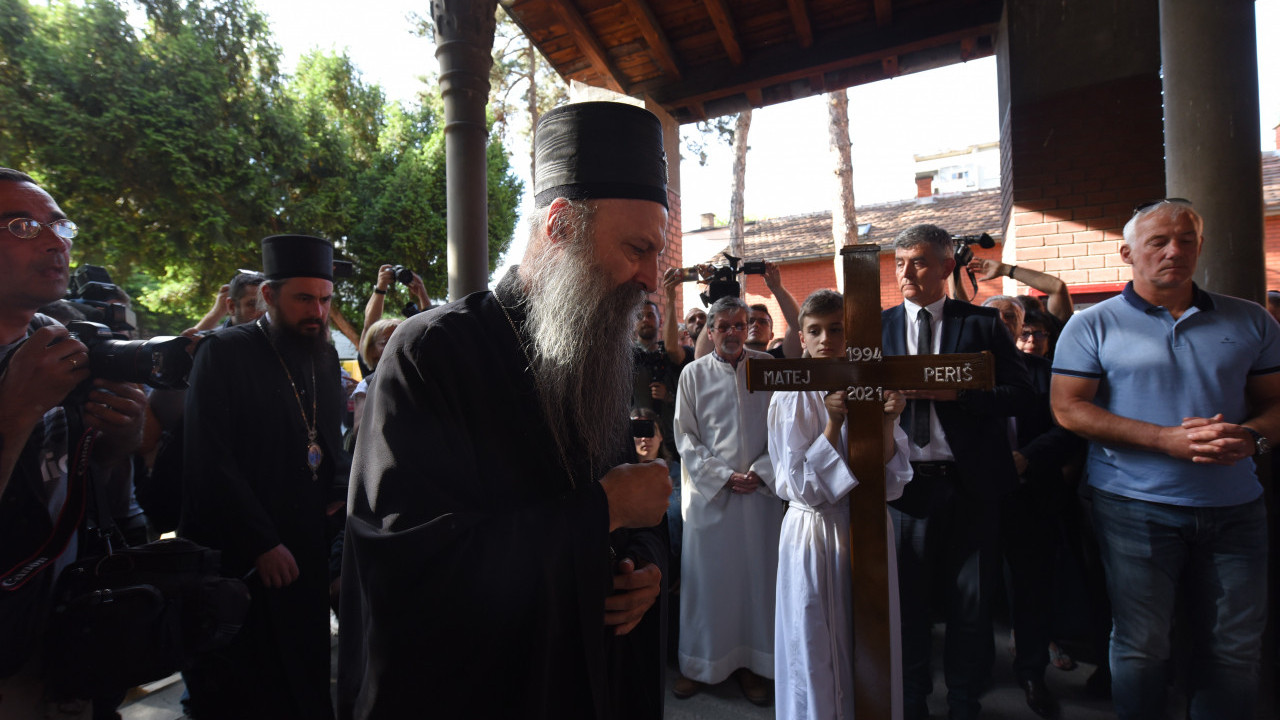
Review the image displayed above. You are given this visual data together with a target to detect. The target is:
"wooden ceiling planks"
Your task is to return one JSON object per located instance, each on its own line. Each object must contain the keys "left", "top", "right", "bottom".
{"left": 505, "top": 0, "right": 1002, "bottom": 123}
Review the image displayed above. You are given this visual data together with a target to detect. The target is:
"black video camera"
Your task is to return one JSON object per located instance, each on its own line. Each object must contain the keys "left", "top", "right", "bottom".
{"left": 66, "top": 321, "right": 193, "bottom": 391}
{"left": 952, "top": 233, "right": 995, "bottom": 295}
{"left": 691, "top": 253, "right": 767, "bottom": 307}
{"left": 67, "top": 265, "right": 137, "bottom": 332}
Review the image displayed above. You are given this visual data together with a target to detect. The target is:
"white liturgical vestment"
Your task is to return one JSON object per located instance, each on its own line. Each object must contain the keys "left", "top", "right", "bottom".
{"left": 674, "top": 349, "right": 782, "bottom": 684}
{"left": 767, "top": 389, "right": 912, "bottom": 720}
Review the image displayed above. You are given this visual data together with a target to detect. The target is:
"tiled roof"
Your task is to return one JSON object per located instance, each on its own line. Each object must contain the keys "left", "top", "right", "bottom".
{"left": 1264, "top": 151, "right": 1279, "bottom": 213}
{"left": 688, "top": 188, "right": 1003, "bottom": 264}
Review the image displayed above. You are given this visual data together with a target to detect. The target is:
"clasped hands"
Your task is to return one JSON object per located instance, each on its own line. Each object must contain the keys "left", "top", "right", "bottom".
{"left": 1164, "top": 413, "right": 1255, "bottom": 466}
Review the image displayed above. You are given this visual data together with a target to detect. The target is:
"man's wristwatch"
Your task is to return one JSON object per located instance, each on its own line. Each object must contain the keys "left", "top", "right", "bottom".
{"left": 1244, "top": 427, "right": 1271, "bottom": 457}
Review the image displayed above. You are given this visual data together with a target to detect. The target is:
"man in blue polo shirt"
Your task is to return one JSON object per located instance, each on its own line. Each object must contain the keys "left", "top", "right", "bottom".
{"left": 1051, "top": 199, "right": 1280, "bottom": 720}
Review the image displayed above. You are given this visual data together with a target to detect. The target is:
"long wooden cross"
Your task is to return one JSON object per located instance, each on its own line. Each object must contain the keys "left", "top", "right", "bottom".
{"left": 746, "top": 243, "right": 996, "bottom": 720}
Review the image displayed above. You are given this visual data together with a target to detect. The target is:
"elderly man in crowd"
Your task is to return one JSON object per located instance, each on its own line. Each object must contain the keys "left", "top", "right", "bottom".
{"left": 672, "top": 295, "right": 781, "bottom": 706}
{"left": 1051, "top": 199, "right": 1280, "bottom": 720}
{"left": 338, "top": 102, "right": 673, "bottom": 719}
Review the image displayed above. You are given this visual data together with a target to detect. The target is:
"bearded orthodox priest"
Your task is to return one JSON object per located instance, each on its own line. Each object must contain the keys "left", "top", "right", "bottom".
{"left": 338, "top": 102, "right": 674, "bottom": 719}
{"left": 181, "top": 235, "right": 347, "bottom": 719}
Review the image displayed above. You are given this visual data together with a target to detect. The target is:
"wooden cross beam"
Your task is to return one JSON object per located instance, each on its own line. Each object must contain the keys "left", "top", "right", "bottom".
{"left": 745, "top": 243, "right": 995, "bottom": 720}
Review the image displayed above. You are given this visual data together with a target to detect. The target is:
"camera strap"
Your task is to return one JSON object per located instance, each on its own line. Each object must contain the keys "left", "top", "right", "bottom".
{"left": 0, "top": 429, "right": 96, "bottom": 592}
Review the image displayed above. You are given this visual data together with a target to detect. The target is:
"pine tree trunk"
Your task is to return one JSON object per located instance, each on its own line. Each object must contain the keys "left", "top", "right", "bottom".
{"left": 526, "top": 43, "right": 539, "bottom": 180}
{"left": 729, "top": 110, "right": 752, "bottom": 261}
{"left": 827, "top": 90, "right": 856, "bottom": 288}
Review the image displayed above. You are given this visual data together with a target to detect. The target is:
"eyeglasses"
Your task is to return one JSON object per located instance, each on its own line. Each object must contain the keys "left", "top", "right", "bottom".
{"left": 1132, "top": 198, "right": 1192, "bottom": 215}
{"left": 712, "top": 323, "right": 747, "bottom": 334}
{"left": 1019, "top": 330, "right": 1047, "bottom": 341}
{"left": 5, "top": 217, "right": 78, "bottom": 242}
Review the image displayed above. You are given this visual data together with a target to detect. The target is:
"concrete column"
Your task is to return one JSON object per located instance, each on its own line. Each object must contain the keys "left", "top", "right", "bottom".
{"left": 431, "top": 0, "right": 496, "bottom": 300}
{"left": 1160, "top": 0, "right": 1263, "bottom": 299}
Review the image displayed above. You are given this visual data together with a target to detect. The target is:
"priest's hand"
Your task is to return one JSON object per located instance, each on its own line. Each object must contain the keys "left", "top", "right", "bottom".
{"left": 605, "top": 557, "right": 661, "bottom": 636}
{"left": 727, "top": 471, "right": 761, "bottom": 494}
{"left": 256, "top": 544, "right": 300, "bottom": 588}
{"left": 601, "top": 461, "right": 671, "bottom": 532}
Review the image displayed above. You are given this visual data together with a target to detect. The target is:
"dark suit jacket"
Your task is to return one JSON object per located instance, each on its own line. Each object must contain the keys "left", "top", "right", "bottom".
{"left": 883, "top": 299, "right": 1035, "bottom": 501}
{"left": 1016, "top": 354, "right": 1084, "bottom": 483}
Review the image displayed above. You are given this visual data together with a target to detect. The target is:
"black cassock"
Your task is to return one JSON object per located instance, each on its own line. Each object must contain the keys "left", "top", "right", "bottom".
{"left": 181, "top": 321, "right": 346, "bottom": 720}
{"left": 338, "top": 270, "right": 667, "bottom": 720}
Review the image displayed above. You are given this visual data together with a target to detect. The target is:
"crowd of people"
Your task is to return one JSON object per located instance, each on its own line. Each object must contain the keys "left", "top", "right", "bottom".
{"left": 1, "top": 98, "right": 1277, "bottom": 720}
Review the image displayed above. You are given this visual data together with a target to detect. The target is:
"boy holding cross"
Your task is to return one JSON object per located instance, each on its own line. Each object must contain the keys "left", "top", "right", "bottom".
{"left": 766, "top": 289, "right": 913, "bottom": 720}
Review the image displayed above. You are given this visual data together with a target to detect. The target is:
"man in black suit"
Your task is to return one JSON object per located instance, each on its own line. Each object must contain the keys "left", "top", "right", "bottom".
{"left": 882, "top": 224, "right": 1034, "bottom": 720}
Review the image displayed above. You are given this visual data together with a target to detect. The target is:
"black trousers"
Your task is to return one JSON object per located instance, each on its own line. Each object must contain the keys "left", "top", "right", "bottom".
{"left": 891, "top": 465, "right": 1001, "bottom": 720}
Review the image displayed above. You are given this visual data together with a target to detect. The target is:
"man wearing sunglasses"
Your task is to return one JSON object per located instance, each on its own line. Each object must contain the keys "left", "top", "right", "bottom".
{"left": 1052, "top": 199, "right": 1280, "bottom": 719}
{"left": 0, "top": 168, "right": 147, "bottom": 717}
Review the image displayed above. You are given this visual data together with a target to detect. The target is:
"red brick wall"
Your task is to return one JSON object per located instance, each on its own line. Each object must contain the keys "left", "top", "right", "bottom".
{"left": 1003, "top": 74, "right": 1165, "bottom": 294}
{"left": 651, "top": 188, "right": 684, "bottom": 320}
{"left": 1267, "top": 214, "right": 1280, "bottom": 292}
{"left": 735, "top": 242, "right": 1009, "bottom": 334}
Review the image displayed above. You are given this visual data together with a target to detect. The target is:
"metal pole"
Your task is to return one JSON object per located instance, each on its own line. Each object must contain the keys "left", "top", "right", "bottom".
{"left": 1160, "top": 0, "right": 1263, "bottom": 300}
{"left": 432, "top": 0, "right": 496, "bottom": 300}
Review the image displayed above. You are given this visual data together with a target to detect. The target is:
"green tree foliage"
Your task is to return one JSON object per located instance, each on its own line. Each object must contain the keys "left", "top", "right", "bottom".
{"left": 0, "top": 0, "right": 522, "bottom": 335}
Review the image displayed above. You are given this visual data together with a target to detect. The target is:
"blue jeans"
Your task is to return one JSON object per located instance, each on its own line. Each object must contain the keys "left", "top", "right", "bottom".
{"left": 1092, "top": 488, "right": 1267, "bottom": 720}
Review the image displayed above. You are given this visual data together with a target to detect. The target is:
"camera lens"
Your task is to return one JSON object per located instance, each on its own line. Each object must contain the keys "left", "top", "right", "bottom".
{"left": 393, "top": 265, "right": 414, "bottom": 286}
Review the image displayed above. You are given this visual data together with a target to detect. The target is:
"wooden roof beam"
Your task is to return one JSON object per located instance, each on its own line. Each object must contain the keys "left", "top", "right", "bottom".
{"left": 644, "top": 19, "right": 1000, "bottom": 112}
{"left": 746, "top": 87, "right": 764, "bottom": 108}
{"left": 960, "top": 36, "right": 977, "bottom": 60}
{"left": 702, "top": 0, "right": 745, "bottom": 66}
{"left": 548, "top": 0, "right": 626, "bottom": 93}
{"left": 787, "top": 0, "right": 813, "bottom": 48}
{"left": 882, "top": 55, "right": 899, "bottom": 77}
{"left": 621, "top": 0, "right": 682, "bottom": 80}
{"left": 874, "top": 0, "right": 893, "bottom": 28}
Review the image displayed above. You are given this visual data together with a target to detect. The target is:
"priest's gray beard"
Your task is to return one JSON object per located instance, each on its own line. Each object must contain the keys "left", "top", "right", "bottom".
{"left": 524, "top": 227, "right": 643, "bottom": 475}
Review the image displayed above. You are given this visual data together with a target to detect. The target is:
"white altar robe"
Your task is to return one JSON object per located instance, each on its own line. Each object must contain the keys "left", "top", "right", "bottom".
{"left": 767, "top": 390, "right": 913, "bottom": 720}
{"left": 674, "top": 349, "right": 783, "bottom": 684}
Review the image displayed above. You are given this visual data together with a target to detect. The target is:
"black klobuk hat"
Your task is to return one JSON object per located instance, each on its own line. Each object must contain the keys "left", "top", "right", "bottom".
{"left": 262, "top": 235, "right": 334, "bottom": 281}
{"left": 533, "top": 101, "right": 668, "bottom": 209}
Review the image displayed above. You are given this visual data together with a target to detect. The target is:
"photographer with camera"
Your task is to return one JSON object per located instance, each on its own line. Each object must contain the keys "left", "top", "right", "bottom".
{"left": 691, "top": 260, "right": 800, "bottom": 360}
{"left": 360, "top": 264, "right": 429, "bottom": 367}
{"left": 0, "top": 168, "right": 147, "bottom": 719}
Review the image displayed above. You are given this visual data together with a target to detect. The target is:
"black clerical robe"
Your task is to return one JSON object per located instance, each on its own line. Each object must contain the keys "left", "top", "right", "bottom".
{"left": 338, "top": 270, "right": 667, "bottom": 720}
{"left": 181, "top": 321, "right": 346, "bottom": 720}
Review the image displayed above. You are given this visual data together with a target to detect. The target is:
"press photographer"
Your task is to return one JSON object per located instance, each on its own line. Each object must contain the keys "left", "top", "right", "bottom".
{"left": 0, "top": 168, "right": 148, "bottom": 718}
{"left": 686, "top": 257, "right": 802, "bottom": 360}
{"left": 360, "top": 262, "right": 430, "bottom": 375}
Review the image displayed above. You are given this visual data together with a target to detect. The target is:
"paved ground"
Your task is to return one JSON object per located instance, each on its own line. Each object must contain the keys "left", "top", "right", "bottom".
{"left": 122, "top": 623, "right": 1125, "bottom": 719}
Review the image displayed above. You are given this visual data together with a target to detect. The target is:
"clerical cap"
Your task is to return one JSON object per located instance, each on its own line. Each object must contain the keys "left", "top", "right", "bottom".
{"left": 262, "top": 234, "right": 334, "bottom": 281}
{"left": 533, "top": 102, "right": 668, "bottom": 209}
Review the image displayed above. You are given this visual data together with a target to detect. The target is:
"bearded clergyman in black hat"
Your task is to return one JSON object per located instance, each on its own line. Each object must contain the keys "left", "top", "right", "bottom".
{"left": 181, "top": 235, "right": 347, "bottom": 720}
{"left": 338, "top": 102, "right": 674, "bottom": 719}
